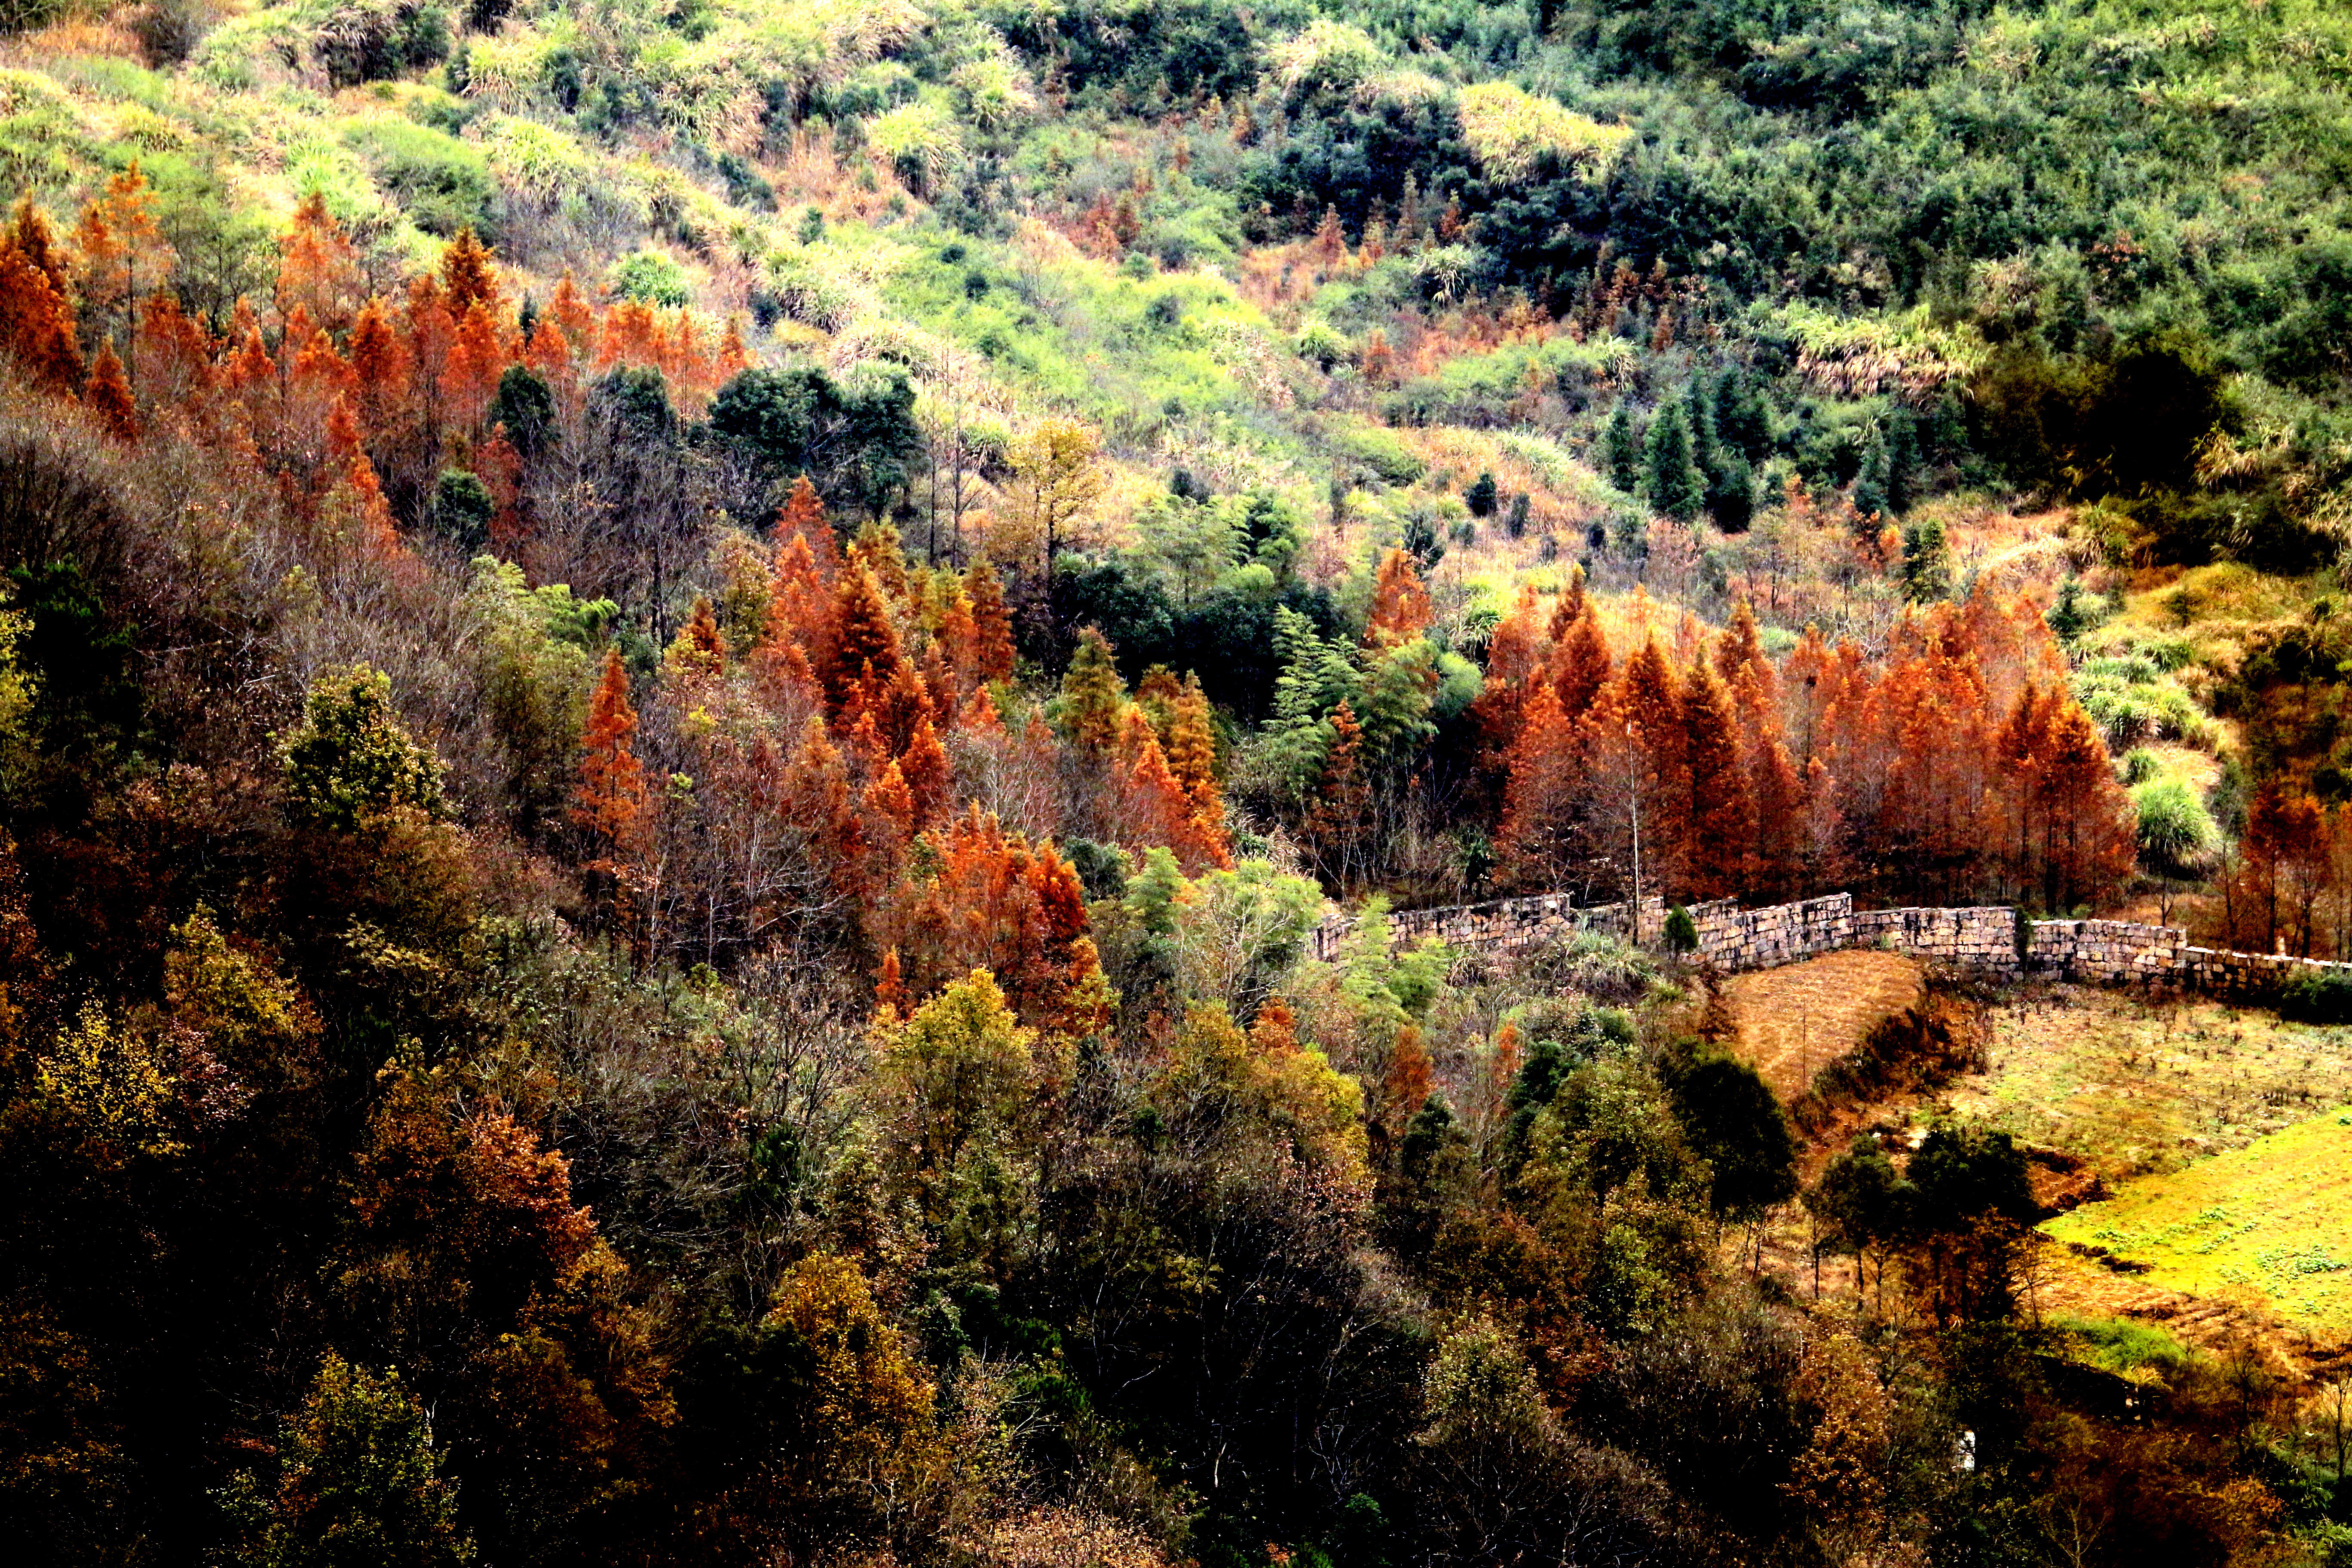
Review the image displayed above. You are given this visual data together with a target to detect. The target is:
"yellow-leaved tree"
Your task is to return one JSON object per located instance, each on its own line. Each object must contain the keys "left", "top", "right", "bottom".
{"left": 1003, "top": 417, "right": 1106, "bottom": 600}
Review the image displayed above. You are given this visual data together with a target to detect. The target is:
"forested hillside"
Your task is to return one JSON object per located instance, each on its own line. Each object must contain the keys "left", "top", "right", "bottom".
{"left": 3, "top": 0, "right": 2352, "bottom": 1563}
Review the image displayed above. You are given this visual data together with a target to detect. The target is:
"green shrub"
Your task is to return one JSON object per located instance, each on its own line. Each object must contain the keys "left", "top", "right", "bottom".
{"left": 2131, "top": 776, "right": 2218, "bottom": 876}
{"left": 1663, "top": 904, "right": 1698, "bottom": 954}
{"left": 1332, "top": 422, "right": 1425, "bottom": 487}
{"left": 2278, "top": 970, "right": 2352, "bottom": 1026}
{"left": 345, "top": 118, "right": 492, "bottom": 238}
{"left": 606, "top": 249, "right": 692, "bottom": 307}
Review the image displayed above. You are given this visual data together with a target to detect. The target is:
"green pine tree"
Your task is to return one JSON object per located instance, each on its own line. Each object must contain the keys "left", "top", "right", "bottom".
{"left": 1900, "top": 517, "right": 1951, "bottom": 603}
{"left": 1644, "top": 406, "right": 1704, "bottom": 522}
{"left": 1602, "top": 401, "right": 1644, "bottom": 494}
{"left": 1884, "top": 409, "right": 1919, "bottom": 517}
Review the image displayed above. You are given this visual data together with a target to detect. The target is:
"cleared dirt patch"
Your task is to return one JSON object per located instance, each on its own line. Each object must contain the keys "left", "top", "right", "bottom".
{"left": 1718, "top": 949, "right": 1926, "bottom": 1102}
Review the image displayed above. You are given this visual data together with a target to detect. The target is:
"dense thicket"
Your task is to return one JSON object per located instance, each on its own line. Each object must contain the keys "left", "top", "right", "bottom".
{"left": 0, "top": 0, "right": 2347, "bottom": 1562}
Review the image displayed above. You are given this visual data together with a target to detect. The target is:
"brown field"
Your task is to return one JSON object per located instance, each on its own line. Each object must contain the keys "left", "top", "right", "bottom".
{"left": 1716, "top": 949, "right": 1927, "bottom": 1101}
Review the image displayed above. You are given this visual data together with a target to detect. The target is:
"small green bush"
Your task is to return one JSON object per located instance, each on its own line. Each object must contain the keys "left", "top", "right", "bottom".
{"left": 1333, "top": 423, "right": 1426, "bottom": 487}
{"left": 606, "top": 250, "right": 692, "bottom": 307}
{"left": 2131, "top": 776, "right": 2218, "bottom": 876}
{"left": 2278, "top": 970, "right": 2352, "bottom": 1026}
{"left": 346, "top": 118, "right": 492, "bottom": 238}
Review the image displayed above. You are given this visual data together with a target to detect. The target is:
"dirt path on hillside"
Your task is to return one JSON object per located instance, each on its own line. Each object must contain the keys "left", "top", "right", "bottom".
{"left": 1718, "top": 950, "right": 1927, "bottom": 1101}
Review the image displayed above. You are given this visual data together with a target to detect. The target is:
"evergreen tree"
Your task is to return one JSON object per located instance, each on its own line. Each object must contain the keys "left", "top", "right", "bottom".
{"left": 1602, "top": 401, "right": 1643, "bottom": 493}
{"left": 282, "top": 666, "right": 444, "bottom": 834}
{"left": 1465, "top": 471, "right": 1499, "bottom": 518}
{"left": 1853, "top": 428, "right": 1891, "bottom": 521}
{"left": 1712, "top": 368, "right": 1771, "bottom": 464}
{"left": 1643, "top": 405, "right": 1704, "bottom": 522}
{"left": 1058, "top": 626, "right": 1125, "bottom": 754}
{"left": 1706, "top": 459, "right": 1756, "bottom": 533}
{"left": 1899, "top": 517, "right": 1951, "bottom": 603}
{"left": 1684, "top": 385, "right": 1719, "bottom": 487}
{"left": 233, "top": 1357, "right": 471, "bottom": 1568}
{"left": 1668, "top": 1051, "right": 1798, "bottom": 1224}
{"left": 1884, "top": 408, "right": 1919, "bottom": 517}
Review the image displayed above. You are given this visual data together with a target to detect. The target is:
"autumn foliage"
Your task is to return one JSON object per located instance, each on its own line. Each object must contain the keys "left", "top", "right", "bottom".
{"left": 1497, "top": 586, "right": 2134, "bottom": 910}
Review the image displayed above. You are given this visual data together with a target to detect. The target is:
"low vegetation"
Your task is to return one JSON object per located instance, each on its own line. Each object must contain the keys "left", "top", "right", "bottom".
{"left": 2049, "top": 1108, "right": 2352, "bottom": 1336}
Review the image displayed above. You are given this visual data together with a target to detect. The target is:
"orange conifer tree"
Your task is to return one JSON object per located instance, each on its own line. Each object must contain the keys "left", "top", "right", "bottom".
{"left": 1364, "top": 547, "right": 1433, "bottom": 647}
{"left": 440, "top": 227, "right": 501, "bottom": 318}
{"left": 818, "top": 567, "right": 906, "bottom": 720}
{"left": 965, "top": 559, "right": 1018, "bottom": 685}
{"left": 343, "top": 297, "right": 409, "bottom": 435}
{"left": 1302, "top": 700, "right": 1372, "bottom": 889}
{"left": 84, "top": 341, "right": 137, "bottom": 441}
{"left": 1546, "top": 597, "right": 1613, "bottom": 719}
{"left": 574, "top": 649, "right": 649, "bottom": 856}
{"left": 783, "top": 714, "right": 863, "bottom": 898}
{"left": 276, "top": 192, "right": 360, "bottom": 335}
{"left": 0, "top": 230, "right": 85, "bottom": 395}
{"left": 1113, "top": 706, "right": 1208, "bottom": 867}
{"left": 134, "top": 291, "right": 213, "bottom": 411}
{"left": 1496, "top": 684, "right": 1580, "bottom": 891}
{"left": 1678, "top": 660, "right": 1752, "bottom": 901}
{"left": 1166, "top": 673, "right": 1229, "bottom": 865}
{"left": 1467, "top": 586, "right": 1545, "bottom": 797}
{"left": 898, "top": 712, "right": 952, "bottom": 826}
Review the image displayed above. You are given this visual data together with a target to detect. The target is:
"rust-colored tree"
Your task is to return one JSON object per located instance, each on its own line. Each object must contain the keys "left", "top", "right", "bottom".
{"left": 1166, "top": 673, "right": 1230, "bottom": 867}
{"left": 965, "top": 558, "right": 1018, "bottom": 686}
{"left": 1302, "top": 700, "right": 1373, "bottom": 890}
{"left": 0, "top": 216, "right": 84, "bottom": 395}
{"left": 573, "top": 648, "right": 650, "bottom": 944}
{"left": 440, "top": 226, "right": 501, "bottom": 318}
{"left": 83, "top": 341, "right": 137, "bottom": 441}
{"left": 1679, "top": 659, "right": 1752, "bottom": 902}
{"left": 883, "top": 804, "right": 1108, "bottom": 1034}
{"left": 1365, "top": 547, "right": 1433, "bottom": 647}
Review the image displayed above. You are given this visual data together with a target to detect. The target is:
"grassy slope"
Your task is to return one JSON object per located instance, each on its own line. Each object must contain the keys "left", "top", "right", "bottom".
{"left": 2046, "top": 1105, "right": 2352, "bottom": 1335}
{"left": 1953, "top": 985, "right": 2352, "bottom": 1181}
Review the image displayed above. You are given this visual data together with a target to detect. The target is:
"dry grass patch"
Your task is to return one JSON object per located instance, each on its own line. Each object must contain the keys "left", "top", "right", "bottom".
{"left": 1717, "top": 949, "right": 1926, "bottom": 1102}
{"left": 1949, "top": 984, "right": 2352, "bottom": 1182}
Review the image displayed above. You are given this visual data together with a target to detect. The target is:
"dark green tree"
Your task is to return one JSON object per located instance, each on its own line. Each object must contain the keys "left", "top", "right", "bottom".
{"left": 1899, "top": 516, "right": 1951, "bottom": 603}
{"left": 280, "top": 666, "right": 444, "bottom": 834}
{"left": 1883, "top": 408, "right": 1918, "bottom": 517}
{"left": 1602, "top": 401, "right": 1643, "bottom": 494}
{"left": 1666, "top": 1049, "right": 1798, "bottom": 1225}
{"left": 1712, "top": 369, "right": 1771, "bottom": 464}
{"left": 229, "top": 1357, "right": 471, "bottom": 1568}
{"left": 489, "top": 365, "right": 556, "bottom": 459}
{"left": 429, "top": 470, "right": 493, "bottom": 554}
{"left": 709, "top": 364, "right": 923, "bottom": 523}
{"left": 1643, "top": 406, "right": 1704, "bottom": 523}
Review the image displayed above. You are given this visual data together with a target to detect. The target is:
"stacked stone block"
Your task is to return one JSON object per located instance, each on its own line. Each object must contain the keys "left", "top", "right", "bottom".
{"left": 1307, "top": 889, "right": 2352, "bottom": 1003}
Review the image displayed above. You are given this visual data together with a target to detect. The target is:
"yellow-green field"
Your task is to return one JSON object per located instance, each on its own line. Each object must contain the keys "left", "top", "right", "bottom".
{"left": 1949, "top": 985, "right": 2352, "bottom": 1180}
{"left": 2045, "top": 1108, "right": 2352, "bottom": 1335}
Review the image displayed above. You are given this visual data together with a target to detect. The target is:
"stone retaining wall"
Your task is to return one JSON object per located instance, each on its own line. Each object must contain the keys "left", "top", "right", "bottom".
{"left": 1310, "top": 889, "right": 2352, "bottom": 1000}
